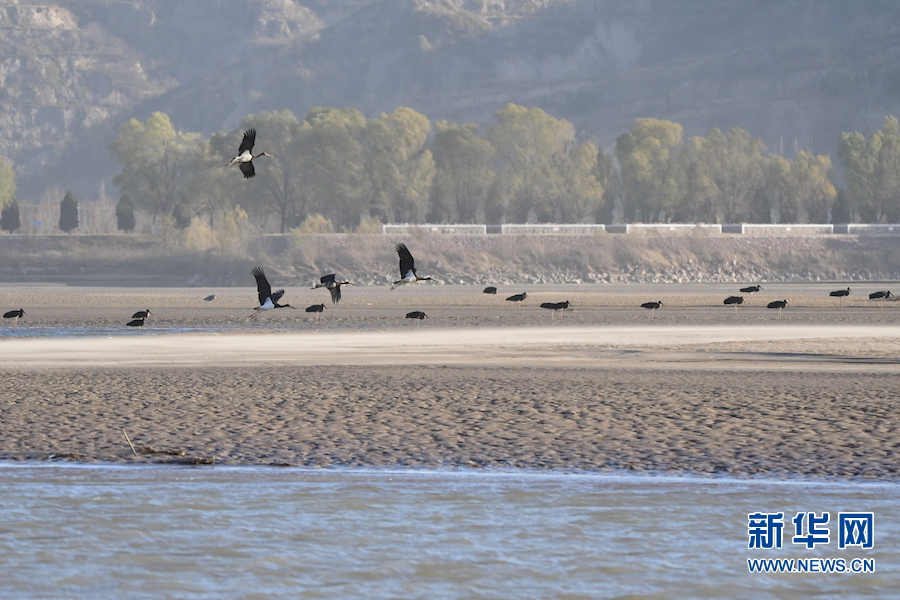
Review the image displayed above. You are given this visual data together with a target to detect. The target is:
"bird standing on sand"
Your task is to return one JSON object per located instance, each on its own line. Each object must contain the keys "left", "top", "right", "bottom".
{"left": 391, "top": 243, "right": 434, "bottom": 290}
{"left": 125, "top": 317, "right": 145, "bottom": 329}
{"left": 641, "top": 301, "right": 663, "bottom": 319}
{"left": 3, "top": 308, "right": 25, "bottom": 326}
{"left": 540, "top": 300, "right": 572, "bottom": 320}
{"left": 724, "top": 296, "right": 744, "bottom": 312}
{"left": 869, "top": 290, "right": 892, "bottom": 308}
{"left": 739, "top": 285, "right": 762, "bottom": 304}
{"left": 250, "top": 266, "right": 295, "bottom": 319}
{"left": 305, "top": 303, "right": 326, "bottom": 320}
{"left": 483, "top": 286, "right": 497, "bottom": 295}
{"left": 829, "top": 287, "right": 850, "bottom": 307}
{"left": 226, "top": 129, "right": 272, "bottom": 179}
{"left": 131, "top": 309, "right": 152, "bottom": 320}
{"left": 406, "top": 310, "right": 428, "bottom": 326}
{"left": 767, "top": 299, "right": 788, "bottom": 318}
{"left": 312, "top": 274, "right": 352, "bottom": 305}
{"left": 506, "top": 292, "right": 527, "bottom": 309}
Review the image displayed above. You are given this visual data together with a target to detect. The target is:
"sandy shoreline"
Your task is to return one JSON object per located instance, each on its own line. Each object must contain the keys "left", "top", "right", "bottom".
{"left": 2, "top": 284, "right": 899, "bottom": 479}
{"left": 2, "top": 365, "right": 897, "bottom": 480}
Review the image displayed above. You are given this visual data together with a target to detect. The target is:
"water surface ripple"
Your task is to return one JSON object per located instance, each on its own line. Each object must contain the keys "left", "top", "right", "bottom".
{"left": 0, "top": 466, "right": 896, "bottom": 599}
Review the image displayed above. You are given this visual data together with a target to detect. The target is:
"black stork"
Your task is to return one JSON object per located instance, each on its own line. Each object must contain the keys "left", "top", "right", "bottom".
{"left": 312, "top": 274, "right": 352, "bottom": 305}
{"left": 391, "top": 243, "right": 434, "bottom": 290}
{"left": 3, "top": 308, "right": 25, "bottom": 326}
{"left": 131, "top": 309, "right": 152, "bottom": 320}
{"left": 406, "top": 310, "right": 428, "bottom": 326}
{"left": 767, "top": 299, "right": 788, "bottom": 318}
{"left": 226, "top": 129, "right": 272, "bottom": 179}
{"left": 829, "top": 287, "right": 850, "bottom": 307}
{"left": 125, "top": 317, "right": 145, "bottom": 329}
{"left": 724, "top": 296, "right": 744, "bottom": 312}
{"left": 483, "top": 286, "right": 497, "bottom": 295}
{"left": 869, "top": 290, "right": 892, "bottom": 308}
{"left": 506, "top": 292, "right": 527, "bottom": 309}
{"left": 739, "top": 285, "right": 762, "bottom": 304}
{"left": 540, "top": 300, "right": 572, "bottom": 320}
{"left": 203, "top": 294, "right": 218, "bottom": 302}
{"left": 250, "top": 266, "right": 295, "bottom": 319}
{"left": 305, "top": 303, "right": 326, "bottom": 320}
{"left": 641, "top": 300, "right": 663, "bottom": 319}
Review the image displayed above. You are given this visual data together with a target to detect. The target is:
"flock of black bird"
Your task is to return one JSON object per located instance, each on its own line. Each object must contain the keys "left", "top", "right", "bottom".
{"left": 2, "top": 133, "right": 897, "bottom": 329}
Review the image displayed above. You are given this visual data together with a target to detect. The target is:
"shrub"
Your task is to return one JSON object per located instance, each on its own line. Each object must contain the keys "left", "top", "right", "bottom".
{"left": 0, "top": 199, "right": 20, "bottom": 233}
{"left": 116, "top": 195, "right": 136, "bottom": 232}
{"left": 59, "top": 191, "right": 78, "bottom": 233}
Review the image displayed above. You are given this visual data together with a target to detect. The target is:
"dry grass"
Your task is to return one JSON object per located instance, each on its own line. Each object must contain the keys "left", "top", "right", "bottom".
{"left": 3, "top": 232, "right": 900, "bottom": 286}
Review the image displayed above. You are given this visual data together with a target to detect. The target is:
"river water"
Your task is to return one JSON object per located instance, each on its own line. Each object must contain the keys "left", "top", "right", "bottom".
{"left": 0, "top": 466, "right": 895, "bottom": 599}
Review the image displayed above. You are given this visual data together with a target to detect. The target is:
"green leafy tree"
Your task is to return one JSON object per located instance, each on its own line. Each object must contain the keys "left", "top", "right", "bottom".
{"left": 0, "top": 199, "right": 20, "bottom": 233}
{"left": 689, "top": 128, "right": 766, "bottom": 223}
{"left": 616, "top": 118, "right": 685, "bottom": 222}
{"left": 59, "top": 191, "right": 79, "bottom": 233}
{"left": 785, "top": 151, "right": 837, "bottom": 223}
{"left": 0, "top": 157, "right": 15, "bottom": 212}
{"left": 110, "top": 112, "right": 205, "bottom": 221}
{"left": 116, "top": 195, "right": 136, "bottom": 232}
{"left": 839, "top": 116, "right": 900, "bottom": 222}
{"left": 297, "top": 107, "right": 370, "bottom": 231}
{"left": 363, "top": 107, "right": 435, "bottom": 224}
{"left": 430, "top": 121, "right": 495, "bottom": 223}
{"left": 554, "top": 141, "right": 604, "bottom": 223}
{"left": 488, "top": 104, "right": 586, "bottom": 222}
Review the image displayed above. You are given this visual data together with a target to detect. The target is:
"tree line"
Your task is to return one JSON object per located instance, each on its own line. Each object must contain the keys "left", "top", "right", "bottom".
{"left": 3, "top": 106, "right": 900, "bottom": 234}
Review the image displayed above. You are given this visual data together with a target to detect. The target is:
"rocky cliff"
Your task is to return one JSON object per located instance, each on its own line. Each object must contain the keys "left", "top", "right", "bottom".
{"left": 2, "top": 0, "right": 899, "bottom": 200}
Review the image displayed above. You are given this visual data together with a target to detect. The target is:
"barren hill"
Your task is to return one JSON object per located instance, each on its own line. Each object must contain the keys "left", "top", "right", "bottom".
{"left": 2, "top": 1, "right": 899, "bottom": 198}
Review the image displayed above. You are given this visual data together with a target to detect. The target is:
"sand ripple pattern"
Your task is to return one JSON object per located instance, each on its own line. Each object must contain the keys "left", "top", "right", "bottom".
{"left": 1, "top": 366, "right": 897, "bottom": 480}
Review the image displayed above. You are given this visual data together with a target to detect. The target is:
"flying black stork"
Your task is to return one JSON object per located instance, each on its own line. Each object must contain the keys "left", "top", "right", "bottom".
{"left": 767, "top": 299, "right": 788, "bottom": 318}
{"left": 131, "top": 309, "right": 152, "bottom": 320}
{"left": 250, "top": 266, "right": 295, "bottom": 319}
{"left": 869, "top": 290, "right": 893, "bottom": 308}
{"left": 506, "top": 292, "right": 527, "bottom": 309}
{"left": 125, "top": 317, "right": 145, "bottom": 329}
{"left": 724, "top": 296, "right": 744, "bottom": 312}
{"left": 540, "top": 300, "right": 572, "bottom": 320}
{"left": 305, "top": 303, "right": 326, "bottom": 320}
{"left": 3, "top": 308, "right": 25, "bottom": 326}
{"left": 312, "top": 274, "right": 352, "bottom": 305}
{"left": 391, "top": 243, "right": 434, "bottom": 290}
{"left": 226, "top": 128, "right": 272, "bottom": 179}
{"left": 483, "top": 286, "right": 497, "bottom": 295}
{"left": 829, "top": 287, "right": 850, "bottom": 307}
{"left": 406, "top": 310, "right": 428, "bottom": 326}
{"left": 739, "top": 285, "right": 762, "bottom": 304}
{"left": 641, "top": 300, "right": 663, "bottom": 319}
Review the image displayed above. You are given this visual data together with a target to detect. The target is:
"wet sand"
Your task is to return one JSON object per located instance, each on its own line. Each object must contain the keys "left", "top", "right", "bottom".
{"left": 1, "top": 284, "right": 899, "bottom": 479}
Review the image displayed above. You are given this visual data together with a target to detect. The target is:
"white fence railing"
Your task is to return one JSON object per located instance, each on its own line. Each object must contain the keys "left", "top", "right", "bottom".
{"left": 382, "top": 224, "right": 487, "bottom": 235}
{"left": 381, "top": 223, "right": 900, "bottom": 236}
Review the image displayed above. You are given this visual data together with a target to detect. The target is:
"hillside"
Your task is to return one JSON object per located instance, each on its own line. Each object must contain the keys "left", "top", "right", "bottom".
{"left": 2, "top": 233, "right": 900, "bottom": 287}
{"left": 2, "top": 1, "right": 900, "bottom": 199}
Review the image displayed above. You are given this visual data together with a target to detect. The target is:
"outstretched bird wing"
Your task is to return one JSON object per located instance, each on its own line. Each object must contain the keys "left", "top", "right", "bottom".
{"left": 271, "top": 289, "right": 285, "bottom": 303}
{"left": 239, "top": 162, "right": 256, "bottom": 178}
{"left": 329, "top": 286, "right": 341, "bottom": 304}
{"left": 238, "top": 129, "right": 256, "bottom": 154}
{"left": 252, "top": 267, "right": 272, "bottom": 305}
{"left": 395, "top": 243, "right": 416, "bottom": 278}
{"left": 320, "top": 274, "right": 336, "bottom": 285}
